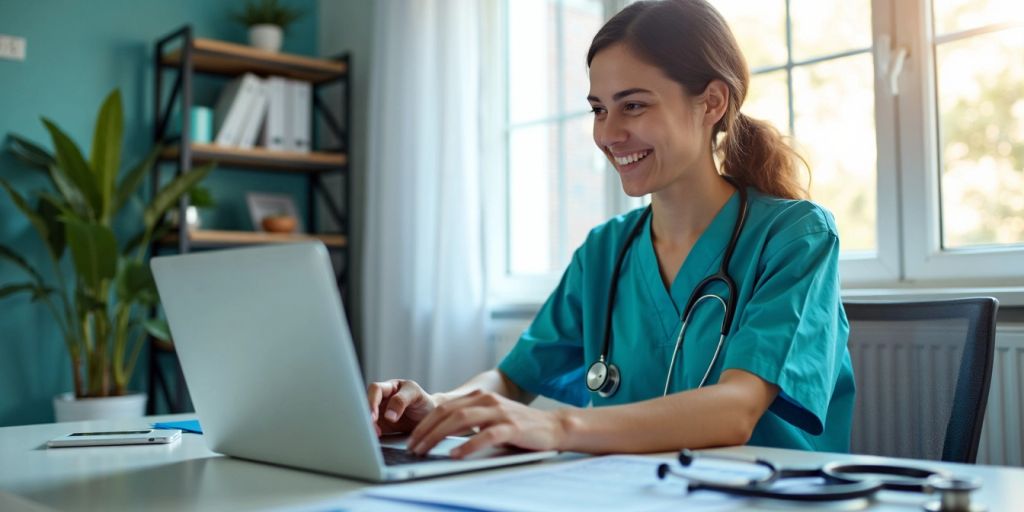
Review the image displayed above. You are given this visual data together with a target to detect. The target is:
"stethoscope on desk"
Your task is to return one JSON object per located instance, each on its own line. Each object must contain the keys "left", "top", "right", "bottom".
{"left": 656, "top": 450, "right": 986, "bottom": 511}
{"left": 587, "top": 175, "right": 749, "bottom": 398}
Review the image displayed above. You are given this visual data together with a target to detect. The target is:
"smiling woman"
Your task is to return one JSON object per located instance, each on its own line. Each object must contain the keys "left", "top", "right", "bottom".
{"left": 366, "top": 0, "right": 853, "bottom": 459}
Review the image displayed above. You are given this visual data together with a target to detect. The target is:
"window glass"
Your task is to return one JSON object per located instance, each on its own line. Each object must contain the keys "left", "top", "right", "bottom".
{"left": 713, "top": 0, "right": 788, "bottom": 69}
{"left": 509, "top": 0, "right": 559, "bottom": 124}
{"left": 509, "top": 124, "right": 558, "bottom": 274}
{"left": 793, "top": 54, "right": 878, "bottom": 252}
{"left": 744, "top": 70, "right": 790, "bottom": 134}
{"left": 789, "top": 0, "right": 873, "bottom": 61}
{"left": 936, "top": 27, "right": 1024, "bottom": 248}
{"left": 933, "top": 0, "right": 1024, "bottom": 35}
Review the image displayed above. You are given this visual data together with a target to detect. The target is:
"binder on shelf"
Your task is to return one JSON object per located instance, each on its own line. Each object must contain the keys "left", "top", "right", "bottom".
{"left": 260, "top": 76, "right": 289, "bottom": 151}
{"left": 287, "top": 78, "right": 312, "bottom": 153}
{"left": 213, "top": 72, "right": 260, "bottom": 147}
{"left": 238, "top": 78, "right": 269, "bottom": 149}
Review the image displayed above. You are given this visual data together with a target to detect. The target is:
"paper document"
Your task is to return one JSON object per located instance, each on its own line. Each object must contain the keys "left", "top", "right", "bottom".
{"left": 365, "top": 455, "right": 754, "bottom": 512}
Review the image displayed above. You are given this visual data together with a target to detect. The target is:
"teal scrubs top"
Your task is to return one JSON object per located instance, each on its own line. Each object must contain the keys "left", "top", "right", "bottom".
{"left": 499, "top": 188, "right": 855, "bottom": 452}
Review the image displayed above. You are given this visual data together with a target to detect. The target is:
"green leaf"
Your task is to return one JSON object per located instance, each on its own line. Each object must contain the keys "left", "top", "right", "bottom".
{"left": 0, "top": 283, "right": 54, "bottom": 304}
{"left": 116, "top": 260, "right": 158, "bottom": 305}
{"left": 90, "top": 90, "right": 123, "bottom": 220}
{"left": 143, "top": 317, "right": 171, "bottom": 341}
{"left": 144, "top": 163, "right": 215, "bottom": 230}
{"left": 0, "top": 244, "right": 47, "bottom": 284}
{"left": 60, "top": 217, "right": 117, "bottom": 291}
{"left": 123, "top": 221, "right": 172, "bottom": 256}
{"left": 42, "top": 118, "right": 103, "bottom": 219}
{"left": 114, "top": 145, "right": 161, "bottom": 214}
{"left": 75, "top": 285, "right": 106, "bottom": 313}
{"left": 47, "top": 165, "right": 91, "bottom": 217}
{"left": 37, "top": 195, "right": 67, "bottom": 259}
{"left": 0, "top": 179, "right": 54, "bottom": 255}
{"left": 0, "top": 283, "right": 48, "bottom": 300}
{"left": 6, "top": 133, "right": 56, "bottom": 173}
{"left": 0, "top": 284, "right": 39, "bottom": 299}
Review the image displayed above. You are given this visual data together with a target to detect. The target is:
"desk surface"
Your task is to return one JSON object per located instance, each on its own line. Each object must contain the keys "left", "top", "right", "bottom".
{"left": 2, "top": 414, "right": 1022, "bottom": 511}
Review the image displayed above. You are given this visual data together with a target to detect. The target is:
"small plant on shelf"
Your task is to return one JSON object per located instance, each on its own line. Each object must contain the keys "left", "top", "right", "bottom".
{"left": 232, "top": 0, "right": 305, "bottom": 52}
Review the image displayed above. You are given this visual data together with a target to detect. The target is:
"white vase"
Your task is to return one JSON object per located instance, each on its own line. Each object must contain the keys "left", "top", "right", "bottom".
{"left": 53, "top": 392, "right": 147, "bottom": 423}
{"left": 248, "top": 24, "right": 283, "bottom": 52}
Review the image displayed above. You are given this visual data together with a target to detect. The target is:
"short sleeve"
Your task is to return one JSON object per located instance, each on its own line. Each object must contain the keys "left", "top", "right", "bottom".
{"left": 721, "top": 228, "right": 846, "bottom": 436}
{"left": 498, "top": 251, "right": 590, "bottom": 407}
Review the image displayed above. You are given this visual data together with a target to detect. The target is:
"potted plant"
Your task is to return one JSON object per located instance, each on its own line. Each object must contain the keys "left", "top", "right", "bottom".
{"left": 0, "top": 89, "right": 214, "bottom": 421}
{"left": 232, "top": 0, "right": 305, "bottom": 53}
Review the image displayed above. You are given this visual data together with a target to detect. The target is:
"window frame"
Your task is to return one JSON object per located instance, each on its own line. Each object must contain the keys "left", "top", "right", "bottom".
{"left": 895, "top": 0, "right": 1024, "bottom": 284}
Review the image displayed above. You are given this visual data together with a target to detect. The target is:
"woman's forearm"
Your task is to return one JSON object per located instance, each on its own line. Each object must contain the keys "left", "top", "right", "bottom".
{"left": 557, "top": 369, "right": 778, "bottom": 453}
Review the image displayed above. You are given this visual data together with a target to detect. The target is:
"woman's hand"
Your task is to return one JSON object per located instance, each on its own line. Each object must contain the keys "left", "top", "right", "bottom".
{"left": 407, "top": 389, "right": 569, "bottom": 458}
{"left": 366, "top": 379, "right": 438, "bottom": 436}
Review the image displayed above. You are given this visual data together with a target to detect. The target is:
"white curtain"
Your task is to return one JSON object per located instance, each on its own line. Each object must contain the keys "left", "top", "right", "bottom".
{"left": 362, "top": 0, "right": 490, "bottom": 392}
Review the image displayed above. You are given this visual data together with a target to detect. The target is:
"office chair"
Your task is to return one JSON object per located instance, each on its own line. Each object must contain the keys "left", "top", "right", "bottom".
{"left": 844, "top": 297, "right": 998, "bottom": 463}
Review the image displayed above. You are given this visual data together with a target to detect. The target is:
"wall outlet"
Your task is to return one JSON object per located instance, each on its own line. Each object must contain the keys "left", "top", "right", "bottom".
{"left": 0, "top": 34, "right": 27, "bottom": 61}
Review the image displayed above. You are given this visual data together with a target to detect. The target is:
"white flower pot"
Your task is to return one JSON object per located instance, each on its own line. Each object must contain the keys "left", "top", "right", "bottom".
{"left": 53, "top": 392, "right": 147, "bottom": 423}
{"left": 168, "top": 205, "right": 201, "bottom": 230}
{"left": 249, "top": 24, "right": 283, "bottom": 53}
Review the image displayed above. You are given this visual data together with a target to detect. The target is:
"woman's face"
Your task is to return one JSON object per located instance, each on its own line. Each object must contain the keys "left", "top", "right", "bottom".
{"left": 588, "top": 43, "right": 709, "bottom": 197}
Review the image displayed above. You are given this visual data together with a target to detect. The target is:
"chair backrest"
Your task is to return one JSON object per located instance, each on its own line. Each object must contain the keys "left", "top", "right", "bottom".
{"left": 844, "top": 297, "right": 998, "bottom": 463}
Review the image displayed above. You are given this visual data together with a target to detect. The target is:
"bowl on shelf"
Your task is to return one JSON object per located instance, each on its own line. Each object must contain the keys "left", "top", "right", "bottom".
{"left": 261, "top": 215, "right": 298, "bottom": 234}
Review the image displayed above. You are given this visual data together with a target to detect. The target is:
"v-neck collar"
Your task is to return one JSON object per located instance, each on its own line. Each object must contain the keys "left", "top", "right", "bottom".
{"left": 636, "top": 191, "right": 741, "bottom": 335}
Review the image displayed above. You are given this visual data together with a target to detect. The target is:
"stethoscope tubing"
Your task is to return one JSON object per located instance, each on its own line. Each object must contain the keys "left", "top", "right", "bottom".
{"left": 592, "top": 176, "right": 749, "bottom": 398}
{"left": 658, "top": 450, "right": 956, "bottom": 502}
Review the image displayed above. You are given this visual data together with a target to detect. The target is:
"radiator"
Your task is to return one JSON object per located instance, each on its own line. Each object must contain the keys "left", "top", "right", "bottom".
{"left": 490, "top": 318, "right": 1024, "bottom": 466}
{"left": 978, "top": 325, "right": 1024, "bottom": 466}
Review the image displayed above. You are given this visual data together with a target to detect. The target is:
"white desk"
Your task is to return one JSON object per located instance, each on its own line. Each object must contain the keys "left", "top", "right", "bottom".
{"left": 2, "top": 414, "right": 1022, "bottom": 511}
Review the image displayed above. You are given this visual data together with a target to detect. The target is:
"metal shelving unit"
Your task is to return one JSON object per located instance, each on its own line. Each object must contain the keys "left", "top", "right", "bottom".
{"left": 148, "top": 25, "right": 352, "bottom": 414}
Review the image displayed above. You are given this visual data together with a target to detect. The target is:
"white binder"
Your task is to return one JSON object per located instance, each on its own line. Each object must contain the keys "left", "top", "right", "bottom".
{"left": 260, "top": 76, "right": 289, "bottom": 151}
{"left": 213, "top": 73, "right": 259, "bottom": 147}
{"left": 287, "top": 78, "right": 312, "bottom": 153}
{"left": 237, "top": 78, "right": 269, "bottom": 149}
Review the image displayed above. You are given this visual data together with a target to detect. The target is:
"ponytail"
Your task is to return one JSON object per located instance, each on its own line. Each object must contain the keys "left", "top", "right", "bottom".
{"left": 718, "top": 113, "right": 808, "bottom": 200}
{"left": 588, "top": 0, "right": 810, "bottom": 201}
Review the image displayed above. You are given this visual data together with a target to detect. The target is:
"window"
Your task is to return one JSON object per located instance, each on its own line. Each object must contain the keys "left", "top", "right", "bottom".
{"left": 506, "top": 0, "right": 609, "bottom": 277}
{"left": 489, "top": 0, "right": 1024, "bottom": 306}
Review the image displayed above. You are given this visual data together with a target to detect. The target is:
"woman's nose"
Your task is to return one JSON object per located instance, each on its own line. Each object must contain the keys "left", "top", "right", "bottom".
{"left": 594, "top": 116, "right": 628, "bottom": 149}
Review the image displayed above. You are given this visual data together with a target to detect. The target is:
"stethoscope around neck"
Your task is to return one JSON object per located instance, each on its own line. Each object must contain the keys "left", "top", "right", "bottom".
{"left": 586, "top": 176, "right": 749, "bottom": 398}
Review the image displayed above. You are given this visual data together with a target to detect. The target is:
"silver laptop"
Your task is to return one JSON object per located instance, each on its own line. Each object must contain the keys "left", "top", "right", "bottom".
{"left": 151, "top": 242, "right": 557, "bottom": 481}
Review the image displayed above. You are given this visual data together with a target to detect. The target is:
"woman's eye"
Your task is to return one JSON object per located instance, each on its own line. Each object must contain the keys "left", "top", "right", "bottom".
{"left": 590, "top": 106, "right": 607, "bottom": 116}
{"left": 624, "top": 103, "right": 645, "bottom": 112}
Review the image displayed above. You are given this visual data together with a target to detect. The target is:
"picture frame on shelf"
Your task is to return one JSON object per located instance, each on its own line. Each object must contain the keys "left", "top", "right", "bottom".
{"left": 246, "top": 191, "right": 303, "bottom": 233}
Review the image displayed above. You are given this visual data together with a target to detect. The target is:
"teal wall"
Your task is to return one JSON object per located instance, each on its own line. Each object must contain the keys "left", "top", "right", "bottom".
{"left": 0, "top": 0, "right": 318, "bottom": 426}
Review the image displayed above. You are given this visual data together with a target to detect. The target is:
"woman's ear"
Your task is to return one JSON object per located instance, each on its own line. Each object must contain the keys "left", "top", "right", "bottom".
{"left": 700, "top": 80, "right": 730, "bottom": 127}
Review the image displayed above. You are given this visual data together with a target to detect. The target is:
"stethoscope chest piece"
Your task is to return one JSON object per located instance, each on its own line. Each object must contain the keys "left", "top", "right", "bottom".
{"left": 922, "top": 475, "right": 986, "bottom": 512}
{"left": 586, "top": 359, "right": 620, "bottom": 398}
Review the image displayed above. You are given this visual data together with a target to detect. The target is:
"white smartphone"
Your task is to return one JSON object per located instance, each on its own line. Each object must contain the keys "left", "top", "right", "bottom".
{"left": 46, "top": 429, "right": 182, "bottom": 448}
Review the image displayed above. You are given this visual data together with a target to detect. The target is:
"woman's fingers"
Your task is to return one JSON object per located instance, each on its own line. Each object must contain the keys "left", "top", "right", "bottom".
{"left": 366, "top": 380, "right": 401, "bottom": 422}
{"left": 409, "top": 405, "right": 494, "bottom": 455}
{"left": 383, "top": 380, "right": 428, "bottom": 423}
{"left": 407, "top": 390, "right": 482, "bottom": 448}
{"left": 450, "top": 424, "right": 515, "bottom": 459}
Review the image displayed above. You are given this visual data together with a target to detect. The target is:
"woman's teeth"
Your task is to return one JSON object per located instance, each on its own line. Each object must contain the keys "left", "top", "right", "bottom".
{"left": 614, "top": 150, "right": 650, "bottom": 166}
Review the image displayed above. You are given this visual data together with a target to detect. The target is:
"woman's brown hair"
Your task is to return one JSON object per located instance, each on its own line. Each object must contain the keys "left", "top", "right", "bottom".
{"left": 587, "top": 0, "right": 807, "bottom": 200}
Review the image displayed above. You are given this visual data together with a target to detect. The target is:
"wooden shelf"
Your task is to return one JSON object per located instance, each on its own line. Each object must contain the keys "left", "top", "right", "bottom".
{"left": 161, "top": 38, "right": 346, "bottom": 83}
{"left": 161, "top": 143, "right": 346, "bottom": 173}
{"left": 161, "top": 229, "right": 347, "bottom": 249}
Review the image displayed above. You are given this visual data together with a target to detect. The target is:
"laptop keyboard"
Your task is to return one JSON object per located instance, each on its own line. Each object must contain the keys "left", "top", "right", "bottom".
{"left": 381, "top": 446, "right": 452, "bottom": 466}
